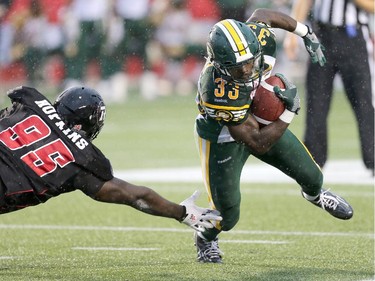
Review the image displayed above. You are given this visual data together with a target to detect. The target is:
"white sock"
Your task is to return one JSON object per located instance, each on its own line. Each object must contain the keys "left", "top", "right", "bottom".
{"left": 197, "top": 232, "right": 216, "bottom": 241}
{"left": 302, "top": 191, "right": 320, "bottom": 201}
{"left": 197, "top": 231, "right": 207, "bottom": 240}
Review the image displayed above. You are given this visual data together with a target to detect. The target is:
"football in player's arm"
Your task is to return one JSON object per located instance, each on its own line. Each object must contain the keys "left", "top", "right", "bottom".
{"left": 0, "top": 86, "right": 222, "bottom": 232}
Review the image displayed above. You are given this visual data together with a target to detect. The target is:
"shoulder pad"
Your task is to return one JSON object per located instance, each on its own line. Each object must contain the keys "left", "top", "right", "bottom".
{"left": 7, "top": 86, "right": 45, "bottom": 103}
{"left": 246, "top": 22, "right": 277, "bottom": 57}
{"left": 198, "top": 63, "right": 216, "bottom": 99}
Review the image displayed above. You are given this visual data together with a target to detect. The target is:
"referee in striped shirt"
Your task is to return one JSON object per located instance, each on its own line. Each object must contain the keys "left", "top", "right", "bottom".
{"left": 284, "top": 0, "right": 374, "bottom": 175}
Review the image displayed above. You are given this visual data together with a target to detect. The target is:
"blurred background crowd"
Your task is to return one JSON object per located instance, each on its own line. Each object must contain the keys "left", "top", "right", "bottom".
{"left": 0, "top": 0, "right": 372, "bottom": 103}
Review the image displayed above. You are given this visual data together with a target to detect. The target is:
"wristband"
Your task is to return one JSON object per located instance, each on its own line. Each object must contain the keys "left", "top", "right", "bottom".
{"left": 279, "top": 109, "right": 295, "bottom": 124}
{"left": 178, "top": 205, "right": 187, "bottom": 222}
{"left": 293, "top": 22, "right": 309, "bottom": 37}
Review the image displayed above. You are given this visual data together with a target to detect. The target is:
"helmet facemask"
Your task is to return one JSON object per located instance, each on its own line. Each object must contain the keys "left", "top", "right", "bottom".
{"left": 81, "top": 101, "right": 106, "bottom": 140}
{"left": 224, "top": 52, "right": 264, "bottom": 89}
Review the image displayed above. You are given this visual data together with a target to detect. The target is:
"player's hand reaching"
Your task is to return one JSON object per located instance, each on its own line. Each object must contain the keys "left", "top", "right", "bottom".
{"left": 179, "top": 191, "right": 222, "bottom": 231}
{"left": 302, "top": 25, "right": 326, "bottom": 66}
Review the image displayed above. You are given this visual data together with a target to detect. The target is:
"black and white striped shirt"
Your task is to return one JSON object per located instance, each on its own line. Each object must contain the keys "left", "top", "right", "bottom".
{"left": 312, "top": 0, "right": 369, "bottom": 26}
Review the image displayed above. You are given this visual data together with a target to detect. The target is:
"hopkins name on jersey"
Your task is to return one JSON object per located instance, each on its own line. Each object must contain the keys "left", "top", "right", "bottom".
{"left": 0, "top": 87, "right": 112, "bottom": 212}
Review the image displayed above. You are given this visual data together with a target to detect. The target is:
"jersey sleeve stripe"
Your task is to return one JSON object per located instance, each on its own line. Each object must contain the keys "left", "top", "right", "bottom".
{"left": 201, "top": 100, "right": 250, "bottom": 111}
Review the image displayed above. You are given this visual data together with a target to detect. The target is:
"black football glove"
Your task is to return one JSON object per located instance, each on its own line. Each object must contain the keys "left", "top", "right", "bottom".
{"left": 273, "top": 73, "right": 300, "bottom": 114}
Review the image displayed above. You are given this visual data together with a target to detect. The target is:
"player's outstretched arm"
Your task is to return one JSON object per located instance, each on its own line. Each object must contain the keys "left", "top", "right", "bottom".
{"left": 248, "top": 8, "right": 326, "bottom": 66}
{"left": 354, "top": 0, "right": 374, "bottom": 13}
{"left": 93, "top": 178, "right": 222, "bottom": 231}
{"left": 247, "top": 8, "right": 297, "bottom": 31}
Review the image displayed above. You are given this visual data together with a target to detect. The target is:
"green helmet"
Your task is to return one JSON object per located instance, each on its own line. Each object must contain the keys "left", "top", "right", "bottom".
{"left": 207, "top": 19, "right": 264, "bottom": 89}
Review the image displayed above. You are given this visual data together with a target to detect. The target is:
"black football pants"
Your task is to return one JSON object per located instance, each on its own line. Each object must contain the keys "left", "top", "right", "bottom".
{"left": 304, "top": 23, "right": 374, "bottom": 170}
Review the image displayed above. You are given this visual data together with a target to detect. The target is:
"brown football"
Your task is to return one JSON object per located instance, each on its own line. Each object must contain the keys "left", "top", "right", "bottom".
{"left": 250, "top": 75, "right": 286, "bottom": 126}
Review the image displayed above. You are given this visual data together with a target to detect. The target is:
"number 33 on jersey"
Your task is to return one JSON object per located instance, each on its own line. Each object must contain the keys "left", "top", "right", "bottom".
{"left": 196, "top": 21, "right": 277, "bottom": 142}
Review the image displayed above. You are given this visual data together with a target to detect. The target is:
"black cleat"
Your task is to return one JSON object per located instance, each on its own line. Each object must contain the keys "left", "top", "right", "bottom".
{"left": 303, "top": 189, "right": 353, "bottom": 220}
{"left": 194, "top": 232, "right": 223, "bottom": 263}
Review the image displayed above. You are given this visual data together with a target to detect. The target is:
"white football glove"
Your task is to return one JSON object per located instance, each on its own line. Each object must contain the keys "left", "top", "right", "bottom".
{"left": 179, "top": 190, "right": 222, "bottom": 232}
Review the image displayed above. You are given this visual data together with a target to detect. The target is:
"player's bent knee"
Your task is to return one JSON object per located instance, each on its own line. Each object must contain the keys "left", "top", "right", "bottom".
{"left": 220, "top": 205, "right": 240, "bottom": 231}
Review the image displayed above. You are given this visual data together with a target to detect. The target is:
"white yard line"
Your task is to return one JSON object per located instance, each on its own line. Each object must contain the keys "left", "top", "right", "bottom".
{"left": 72, "top": 247, "right": 159, "bottom": 251}
{"left": 220, "top": 240, "right": 291, "bottom": 245}
{"left": 0, "top": 224, "right": 372, "bottom": 239}
{"left": 114, "top": 160, "right": 374, "bottom": 185}
{"left": 0, "top": 256, "right": 15, "bottom": 259}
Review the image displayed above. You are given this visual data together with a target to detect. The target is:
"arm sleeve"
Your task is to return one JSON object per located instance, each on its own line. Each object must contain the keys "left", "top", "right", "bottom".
{"left": 65, "top": 170, "right": 111, "bottom": 197}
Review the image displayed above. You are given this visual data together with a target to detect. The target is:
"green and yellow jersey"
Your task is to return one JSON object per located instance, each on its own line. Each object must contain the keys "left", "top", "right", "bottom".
{"left": 196, "top": 22, "right": 277, "bottom": 143}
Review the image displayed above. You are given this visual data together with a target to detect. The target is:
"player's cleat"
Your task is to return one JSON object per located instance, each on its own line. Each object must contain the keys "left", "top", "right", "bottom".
{"left": 194, "top": 232, "right": 223, "bottom": 263}
{"left": 303, "top": 189, "right": 353, "bottom": 220}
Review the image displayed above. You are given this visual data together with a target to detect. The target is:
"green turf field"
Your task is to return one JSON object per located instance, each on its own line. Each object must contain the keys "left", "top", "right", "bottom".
{"left": 0, "top": 88, "right": 373, "bottom": 280}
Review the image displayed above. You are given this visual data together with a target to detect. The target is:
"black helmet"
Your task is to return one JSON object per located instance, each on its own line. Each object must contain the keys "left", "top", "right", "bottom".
{"left": 54, "top": 86, "right": 106, "bottom": 140}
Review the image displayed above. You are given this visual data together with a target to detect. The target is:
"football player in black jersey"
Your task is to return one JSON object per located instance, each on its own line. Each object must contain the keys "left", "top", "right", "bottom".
{"left": 0, "top": 86, "right": 222, "bottom": 232}
{"left": 193, "top": 8, "right": 353, "bottom": 263}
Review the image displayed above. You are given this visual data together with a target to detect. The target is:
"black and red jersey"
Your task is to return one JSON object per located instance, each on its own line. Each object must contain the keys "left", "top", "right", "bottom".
{"left": 0, "top": 87, "right": 113, "bottom": 213}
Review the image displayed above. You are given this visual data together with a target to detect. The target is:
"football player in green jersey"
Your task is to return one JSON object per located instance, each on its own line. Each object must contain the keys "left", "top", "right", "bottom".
{"left": 193, "top": 8, "right": 353, "bottom": 263}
